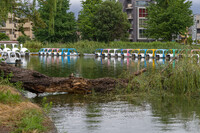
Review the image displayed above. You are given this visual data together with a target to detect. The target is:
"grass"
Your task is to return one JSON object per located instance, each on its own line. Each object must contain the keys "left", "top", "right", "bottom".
{"left": 0, "top": 77, "right": 52, "bottom": 133}
{"left": 0, "top": 90, "right": 22, "bottom": 104}
{"left": 24, "top": 40, "right": 200, "bottom": 54}
{"left": 120, "top": 57, "right": 200, "bottom": 97}
{"left": 13, "top": 109, "right": 46, "bottom": 133}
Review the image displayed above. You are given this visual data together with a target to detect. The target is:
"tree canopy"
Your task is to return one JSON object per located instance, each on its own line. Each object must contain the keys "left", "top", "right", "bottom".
{"left": 78, "top": 0, "right": 130, "bottom": 42}
{"left": 93, "top": 0, "right": 130, "bottom": 42}
{"left": 78, "top": 0, "right": 103, "bottom": 40}
{"left": 146, "top": 0, "right": 193, "bottom": 41}
{"left": 34, "top": 0, "right": 77, "bottom": 42}
{"left": 0, "top": 0, "right": 44, "bottom": 28}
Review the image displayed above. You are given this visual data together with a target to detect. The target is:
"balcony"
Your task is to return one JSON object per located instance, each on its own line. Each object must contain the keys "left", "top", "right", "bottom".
{"left": 129, "top": 34, "right": 133, "bottom": 40}
{"left": 127, "top": 14, "right": 133, "bottom": 20}
{"left": 126, "top": 4, "right": 133, "bottom": 10}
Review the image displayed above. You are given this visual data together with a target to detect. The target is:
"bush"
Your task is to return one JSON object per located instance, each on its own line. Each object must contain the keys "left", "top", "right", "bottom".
{"left": 17, "top": 35, "right": 31, "bottom": 44}
{"left": 0, "top": 32, "right": 9, "bottom": 41}
{"left": 187, "top": 36, "right": 193, "bottom": 45}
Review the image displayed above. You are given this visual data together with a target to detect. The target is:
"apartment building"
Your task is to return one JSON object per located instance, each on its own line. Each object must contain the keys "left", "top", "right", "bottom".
{"left": 0, "top": 14, "right": 34, "bottom": 41}
{"left": 119, "top": 0, "right": 153, "bottom": 42}
{"left": 189, "top": 14, "right": 200, "bottom": 42}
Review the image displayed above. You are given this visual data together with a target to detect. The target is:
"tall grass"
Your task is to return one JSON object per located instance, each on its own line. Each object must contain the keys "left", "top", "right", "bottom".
{"left": 14, "top": 109, "right": 47, "bottom": 133}
{"left": 0, "top": 90, "right": 22, "bottom": 104}
{"left": 24, "top": 40, "right": 198, "bottom": 53}
{"left": 128, "top": 57, "right": 200, "bottom": 96}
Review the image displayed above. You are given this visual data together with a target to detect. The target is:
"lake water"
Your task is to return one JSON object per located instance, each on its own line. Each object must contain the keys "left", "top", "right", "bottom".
{"left": 21, "top": 56, "right": 200, "bottom": 133}
{"left": 20, "top": 56, "right": 174, "bottom": 79}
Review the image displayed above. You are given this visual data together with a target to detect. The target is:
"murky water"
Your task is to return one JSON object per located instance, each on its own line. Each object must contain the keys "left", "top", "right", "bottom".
{"left": 20, "top": 56, "right": 200, "bottom": 133}
{"left": 19, "top": 56, "right": 175, "bottom": 79}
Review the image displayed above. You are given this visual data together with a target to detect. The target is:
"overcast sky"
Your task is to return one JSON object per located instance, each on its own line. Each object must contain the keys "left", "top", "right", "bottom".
{"left": 69, "top": 0, "right": 200, "bottom": 18}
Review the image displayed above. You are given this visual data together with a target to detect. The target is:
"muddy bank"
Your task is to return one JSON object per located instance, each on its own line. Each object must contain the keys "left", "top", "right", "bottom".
{"left": 0, "top": 63, "right": 146, "bottom": 94}
{"left": 0, "top": 85, "right": 57, "bottom": 133}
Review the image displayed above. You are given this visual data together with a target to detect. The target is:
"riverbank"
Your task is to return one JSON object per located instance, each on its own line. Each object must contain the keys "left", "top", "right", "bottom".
{"left": 0, "top": 84, "right": 57, "bottom": 132}
{"left": 24, "top": 40, "right": 199, "bottom": 54}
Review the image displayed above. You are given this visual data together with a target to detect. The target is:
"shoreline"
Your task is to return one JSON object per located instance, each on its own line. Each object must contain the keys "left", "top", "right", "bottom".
{"left": 0, "top": 85, "right": 57, "bottom": 133}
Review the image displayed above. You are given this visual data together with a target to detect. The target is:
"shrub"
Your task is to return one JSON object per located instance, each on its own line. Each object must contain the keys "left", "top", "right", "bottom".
{"left": 0, "top": 33, "right": 9, "bottom": 41}
{"left": 17, "top": 35, "right": 31, "bottom": 44}
{"left": 187, "top": 36, "right": 193, "bottom": 45}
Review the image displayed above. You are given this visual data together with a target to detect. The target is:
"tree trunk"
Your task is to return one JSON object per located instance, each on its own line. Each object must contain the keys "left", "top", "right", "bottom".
{"left": 0, "top": 63, "right": 146, "bottom": 94}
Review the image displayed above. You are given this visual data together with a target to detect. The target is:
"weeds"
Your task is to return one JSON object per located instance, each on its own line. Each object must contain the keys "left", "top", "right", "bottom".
{"left": 0, "top": 73, "right": 50, "bottom": 132}
{"left": 24, "top": 40, "right": 199, "bottom": 54}
{"left": 0, "top": 90, "right": 22, "bottom": 104}
{"left": 125, "top": 57, "right": 200, "bottom": 97}
{"left": 13, "top": 109, "right": 46, "bottom": 133}
{"left": 0, "top": 71, "right": 24, "bottom": 93}
{"left": 42, "top": 97, "right": 52, "bottom": 114}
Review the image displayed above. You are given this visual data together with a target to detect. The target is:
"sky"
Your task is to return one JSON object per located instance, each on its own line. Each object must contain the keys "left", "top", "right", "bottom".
{"left": 69, "top": 0, "right": 200, "bottom": 18}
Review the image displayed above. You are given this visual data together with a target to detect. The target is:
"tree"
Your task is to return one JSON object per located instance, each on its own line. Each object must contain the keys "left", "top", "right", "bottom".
{"left": 146, "top": 0, "right": 193, "bottom": 41}
{"left": 0, "top": 0, "right": 44, "bottom": 28}
{"left": 78, "top": 0, "right": 130, "bottom": 42}
{"left": 78, "top": 0, "right": 103, "bottom": 40}
{"left": 93, "top": 0, "right": 130, "bottom": 42}
{"left": 0, "top": 33, "right": 9, "bottom": 41}
{"left": 34, "top": 0, "right": 77, "bottom": 42}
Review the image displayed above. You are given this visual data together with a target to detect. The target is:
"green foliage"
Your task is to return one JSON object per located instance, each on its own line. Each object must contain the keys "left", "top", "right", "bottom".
{"left": 17, "top": 36, "right": 31, "bottom": 44}
{"left": 25, "top": 40, "right": 191, "bottom": 54}
{"left": 0, "top": 91, "right": 22, "bottom": 104}
{"left": 0, "top": 72, "right": 13, "bottom": 85}
{"left": 93, "top": 0, "right": 130, "bottom": 42}
{"left": 0, "top": 72, "right": 24, "bottom": 93}
{"left": 14, "top": 109, "right": 46, "bottom": 133}
{"left": 146, "top": 0, "right": 193, "bottom": 41}
{"left": 78, "top": 0, "right": 130, "bottom": 42}
{"left": 187, "top": 36, "right": 193, "bottom": 45}
{"left": 0, "top": 33, "right": 9, "bottom": 41}
{"left": 34, "top": 0, "right": 77, "bottom": 43}
{"left": 0, "top": 0, "right": 16, "bottom": 22}
{"left": 78, "top": 0, "right": 102, "bottom": 40}
{"left": 0, "top": 0, "right": 45, "bottom": 28}
{"left": 129, "top": 57, "right": 200, "bottom": 96}
{"left": 42, "top": 97, "right": 53, "bottom": 114}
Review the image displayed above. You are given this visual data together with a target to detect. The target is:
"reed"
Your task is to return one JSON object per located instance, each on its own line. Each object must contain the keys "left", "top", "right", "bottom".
{"left": 24, "top": 40, "right": 198, "bottom": 54}
{"left": 128, "top": 57, "right": 200, "bottom": 96}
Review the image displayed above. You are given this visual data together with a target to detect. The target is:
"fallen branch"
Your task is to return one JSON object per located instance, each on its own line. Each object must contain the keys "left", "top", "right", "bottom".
{"left": 0, "top": 63, "right": 148, "bottom": 94}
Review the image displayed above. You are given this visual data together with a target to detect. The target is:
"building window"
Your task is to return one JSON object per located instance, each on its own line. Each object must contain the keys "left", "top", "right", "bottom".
{"left": 9, "top": 19, "right": 12, "bottom": 24}
{"left": 139, "top": 29, "right": 147, "bottom": 38}
{"left": 139, "top": 19, "right": 147, "bottom": 28}
{"left": 139, "top": 8, "right": 148, "bottom": 17}
{"left": 0, "top": 31, "right": 6, "bottom": 34}
{"left": 14, "top": 34, "right": 16, "bottom": 38}
{"left": 197, "top": 29, "right": 200, "bottom": 33}
{"left": 197, "top": 20, "right": 199, "bottom": 24}
{"left": 136, "top": 1, "right": 148, "bottom": 6}
{"left": 127, "top": 0, "right": 132, "bottom": 4}
{"left": 0, "top": 21, "right": 6, "bottom": 27}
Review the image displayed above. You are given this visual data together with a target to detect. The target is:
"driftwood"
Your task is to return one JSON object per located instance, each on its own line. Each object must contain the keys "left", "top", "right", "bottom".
{"left": 0, "top": 63, "right": 146, "bottom": 94}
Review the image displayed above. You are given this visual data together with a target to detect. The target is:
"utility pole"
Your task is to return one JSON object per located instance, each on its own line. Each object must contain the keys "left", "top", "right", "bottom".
{"left": 12, "top": 13, "right": 14, "bottom": 41}
{"left": 196, "top": 19, "right": 198, "bottom": 44}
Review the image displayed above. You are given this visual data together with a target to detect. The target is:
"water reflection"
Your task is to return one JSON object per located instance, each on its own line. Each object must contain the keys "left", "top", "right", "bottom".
{"left": 19, "top": 56, "right": 177, "bottom": 79}
{"left": 32, "top": 94, "right": 200, "bottom": 133}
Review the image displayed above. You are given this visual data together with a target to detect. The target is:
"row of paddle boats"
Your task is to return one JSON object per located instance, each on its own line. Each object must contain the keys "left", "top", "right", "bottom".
{"left": 95, "top": 49, "right": 200, "bottom": 59}
{"left": 39, "top": 48, "right": 79, "bottom": 56}
{"left": 0, "top": 44, "right": 30, "bottom": 57}
{"left": 0, "top": 44, "right": 30, "bottom": 65}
